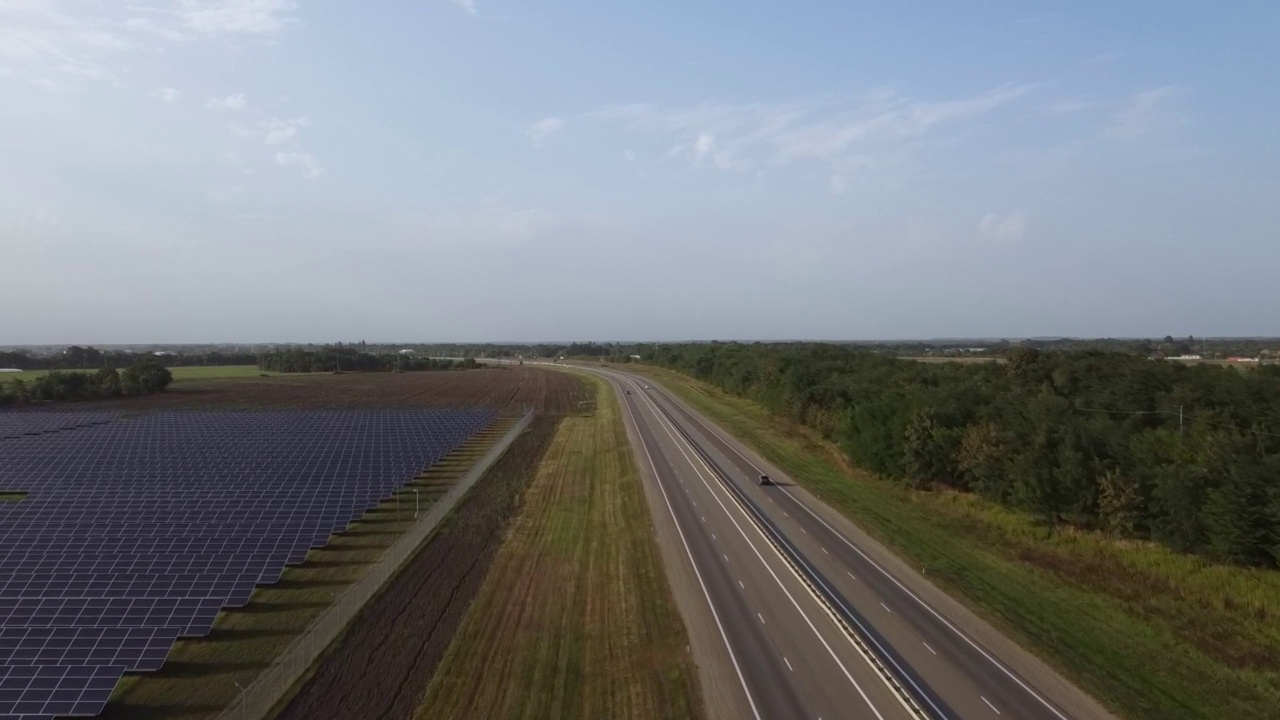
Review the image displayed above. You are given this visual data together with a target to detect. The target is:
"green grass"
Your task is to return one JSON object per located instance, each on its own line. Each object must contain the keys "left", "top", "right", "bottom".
{"left": 98, "top": 421, "right": 512, "bottom": 720}
{"left": 416, "top": 373, "right": 702, "bottom": 720}
{"left": 0, "top": 365, "right": 271, "bottom": 384}
{"left": 628, "top": 364, "right": 1280, "bottom": 720}
{"left": 0, "top": 491, "right": 28, "bottom": 502}
{"left": 167, "top": 366, "right": 275, "bottom": 381}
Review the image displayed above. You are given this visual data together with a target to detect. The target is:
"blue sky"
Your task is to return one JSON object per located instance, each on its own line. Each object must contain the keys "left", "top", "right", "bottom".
{"left": 1, "top": 1, "right": 1277, "bottom": 343}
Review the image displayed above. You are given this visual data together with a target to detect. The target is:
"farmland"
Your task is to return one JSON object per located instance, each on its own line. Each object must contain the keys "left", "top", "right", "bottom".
{"left": 415, "top": 373, "right": 703, "bottom": 720}
{"left": 0, "top": 365, "right": 272, "bottom": 384}
{"left": 0, "top": 368, "right": 585, "bottom": 720}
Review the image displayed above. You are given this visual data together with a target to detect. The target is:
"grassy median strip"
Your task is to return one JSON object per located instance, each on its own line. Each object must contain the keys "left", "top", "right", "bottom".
{"left": 416, "top": 375, "right": 703, "bottom": 720}
{"left": 631, "top": 364, "right": 1280, "bottom": 720}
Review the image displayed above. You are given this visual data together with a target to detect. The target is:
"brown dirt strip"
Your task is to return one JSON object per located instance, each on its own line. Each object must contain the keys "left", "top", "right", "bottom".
{"left": 272, "top": 412, "right": 570, "bottom": 719}
{"left": 13, "top": 367, "right": 586, "bottom": 415}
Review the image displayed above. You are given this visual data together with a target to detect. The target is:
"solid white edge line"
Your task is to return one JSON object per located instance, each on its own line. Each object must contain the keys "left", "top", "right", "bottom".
{"left": 779, "top": 483, "right": 1071, "bottom": 720}
{"left": 648, "top": 374, "right": 1073, "bottom": 720}
{"left": 615, "top": 379, "right": 764, "bottom": 720}
{"left": 628, "top": 376, "right": 894, "bottom": 720}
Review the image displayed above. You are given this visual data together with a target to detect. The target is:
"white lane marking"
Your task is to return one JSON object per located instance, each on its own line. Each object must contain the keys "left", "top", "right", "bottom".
{"left": 712, "top": 533, "right": 717, "bottom": 541}
{"left": 881, "top": 602, "right": 893, "bottom": 614}
{"left": 777, "top": 485, "right": 1070, "bottom": 720}
{"left": 848, "top": 571, "right": 857, "bottom": 581}
{"left": 757, "top": 613, "right": 766, "bottom": 625}
{"left": 614, "top": 378, "right": 763, "bottom": 720}
{"left": 630, "top": 385, "right": 892, "bottom": 720}
{"left": 723, "top": 554, "right": 729, "bottom": 562}
{"left": 646, "top": 374, "right": 1068, "bottom": 720}
{"left": 739, "top": 580, "right": 745, "bottom": 589}
{"left": 783, "top": 510, "right": 789, "bottom": 517}
{"left": 701, "top": 516, "right": 705, "bottom": 522}
{"left": 801, "top": 527, "right": 807, "bottom": 534}
{"left": 822, "top": 547, "right": 829, "bottom": 555}
{"left": 784, "top": 656, "right": 793, "bottom": 672}
{"left": 924, "top": 642, "right": 937, "bottom": 656}
{"left": 982, "top": 696, "right": 1001, "bottom": 715}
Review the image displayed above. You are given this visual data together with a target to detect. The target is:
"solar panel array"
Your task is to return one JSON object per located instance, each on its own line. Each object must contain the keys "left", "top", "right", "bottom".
{"left": 0, "top": 408, "right": 496, "bottom": 719}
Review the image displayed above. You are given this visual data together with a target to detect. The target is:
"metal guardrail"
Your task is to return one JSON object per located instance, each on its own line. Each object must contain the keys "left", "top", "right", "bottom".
{"left": 214, "top": 409, "right": 535, "bottom": 720}
{"left": 645, "top": 394, "right": 937, "bottom": 720}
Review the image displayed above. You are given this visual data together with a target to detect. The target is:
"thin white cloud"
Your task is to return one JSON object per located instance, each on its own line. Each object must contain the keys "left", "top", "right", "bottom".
{"left": 177, "top": 0, "right": 299, "bottom": 36}
{"left": 977, "top": 213, "right": 1026, "bottom": 244}
{"left": 693, "top": 133, "right": 715, "bottom": 164}
{"left": 260, "top": 116, "right": 309, "bottom": 145}
{"left": 528, "top": 116, "right": 564, "bottom": 144}
{"left": 122, "top": 17, "right": 193, "bottom": 43}
{"left": 448, "top": 0, "right": 479, "bottom": 16}
{"left": 1102, "top": 86, "right": 1185, "bottom": 141}
{"left": 274, "top": 150, "right": 323, "bottom": 179}
{"left": 538, "top": 84, "right": 1038, "bottom": 185}
{"left": 149, "top": 87, "right": 181, "bottom": 103}
{"left": 622, "top": 149, "right": 636, "bottom": 162}
{"left": 1039, "top": 98, "right": 1096, "bottom": 116}
{"left": 206, "top": 93, "right": 247, "bottom": 110}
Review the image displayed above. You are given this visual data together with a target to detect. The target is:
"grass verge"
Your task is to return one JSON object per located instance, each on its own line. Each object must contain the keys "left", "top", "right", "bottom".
{"left": 97, "top": 418, "right": 514, "bottom": 720}
{"left": 0, "top": 366, "right": 273, "bottom": 384}
{"left": 627, "top": 364, "right": 1280, "bottom": 720}
{"left": 415, "top": 374, "right": 703, "bottom": 720}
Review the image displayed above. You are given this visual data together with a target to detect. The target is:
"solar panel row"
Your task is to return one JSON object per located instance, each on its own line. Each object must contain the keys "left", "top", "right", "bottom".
{"left": 0, "top": 408, "right": 497, "bottom": 720}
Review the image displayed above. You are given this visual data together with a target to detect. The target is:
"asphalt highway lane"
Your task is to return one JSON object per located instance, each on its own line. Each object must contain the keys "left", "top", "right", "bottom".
{"left": 606, "top": 370, "right": 917, "bottom": 720}
{"left": 582, "top": 364, "right": 1107, "bottom": 720}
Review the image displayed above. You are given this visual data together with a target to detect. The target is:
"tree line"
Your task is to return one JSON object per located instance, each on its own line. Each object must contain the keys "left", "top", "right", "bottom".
{"left": 0, "top": 347, "right": 257, "bottom": 371}
{"left": 649, "top": 343, "right": 1280, "bottom": 569}
{"left": 256, "top": 348, "right": 480, "bottom": 374}
{"left": 0, "top": 357, "right": 173, "bottom": 406}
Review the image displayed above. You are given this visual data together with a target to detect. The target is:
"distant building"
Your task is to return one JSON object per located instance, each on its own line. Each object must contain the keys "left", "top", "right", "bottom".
{"left": 1226, "top": 357, "right": 1260, "bottom": 363}
{"left": 0, "top": 368, "right": 21, "bottom": 373}
{"left": 153, "top": 351, "right": 175, "bottom": 357}
{"left": 398, "top": 349, "right": 415, "bottom": 355}
{"left": 1169, "top": 355, "right": 1203, "bottom": 361}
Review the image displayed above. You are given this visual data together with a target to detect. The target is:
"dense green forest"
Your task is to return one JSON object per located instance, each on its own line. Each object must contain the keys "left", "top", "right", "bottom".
{"left": 256, "top": 347, "right": 479, "bottom": 373}
{"left": 649, "top": 343, "right": 1280, "bottom": 569}
{"left": 0, "top": 357, "right": 173, "bottom": 405}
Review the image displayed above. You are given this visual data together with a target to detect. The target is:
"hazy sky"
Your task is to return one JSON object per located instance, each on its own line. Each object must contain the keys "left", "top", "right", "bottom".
{"left": 2, "top": 1, "right": 1277, "bottom": 343}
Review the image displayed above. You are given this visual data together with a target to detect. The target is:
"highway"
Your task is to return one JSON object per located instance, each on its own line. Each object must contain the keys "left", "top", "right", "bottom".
{"left": 582, "top": 365, "right": 1112, "bottom": 720}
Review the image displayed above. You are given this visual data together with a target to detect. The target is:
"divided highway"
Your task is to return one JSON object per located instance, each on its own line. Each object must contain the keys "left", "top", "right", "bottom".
{"left": 580, "top": 365, "right": 1105, "bottom": 720}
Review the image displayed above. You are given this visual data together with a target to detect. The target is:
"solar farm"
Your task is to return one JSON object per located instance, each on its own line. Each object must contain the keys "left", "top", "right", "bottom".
{"left": 0, "top": 406, "right": 499, "bottom": 720}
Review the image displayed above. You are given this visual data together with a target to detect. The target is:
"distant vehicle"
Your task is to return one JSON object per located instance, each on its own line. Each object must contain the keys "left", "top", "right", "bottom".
{"left": 758, "top": 474, "right": 772, "bottom": 486}
{"left": 645, "top": 385, "right": 652, "bottom": 390}
{"left": 624, "top": 389, "right": 632, "bottom": 395}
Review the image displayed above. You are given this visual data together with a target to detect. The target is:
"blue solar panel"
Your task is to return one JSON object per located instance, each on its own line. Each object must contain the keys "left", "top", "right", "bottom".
{"left": 0, "top": 408, "right": 497, "bottom": 719}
